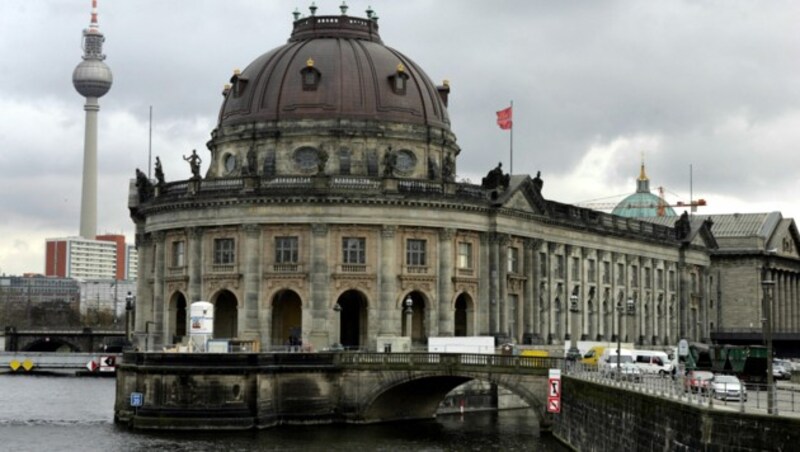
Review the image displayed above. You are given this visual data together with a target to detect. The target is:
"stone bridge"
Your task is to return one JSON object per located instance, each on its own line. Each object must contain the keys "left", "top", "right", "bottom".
{"left": 3, "top": 327, "right": 126, "bottom": 353}
{"left": 114, "top": 352, "right": 562, "bottom": 430}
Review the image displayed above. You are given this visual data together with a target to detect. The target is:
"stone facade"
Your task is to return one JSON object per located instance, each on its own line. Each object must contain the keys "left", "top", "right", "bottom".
{"left": 128, "top": 12, "right": 717, "bottom": 353}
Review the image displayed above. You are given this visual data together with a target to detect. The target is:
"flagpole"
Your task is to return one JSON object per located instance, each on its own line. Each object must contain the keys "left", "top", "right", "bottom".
{"left": 509, "top": 100, "right": 514, "bottom": 175}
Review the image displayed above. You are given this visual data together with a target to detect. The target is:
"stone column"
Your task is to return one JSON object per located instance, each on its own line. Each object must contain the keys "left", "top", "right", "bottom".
{"left": 152, "top": 231, "right": 165, "bottom": 351}
{"left": 498, "top": 235, "right": 509, "bottom": 342}
{"left": 437, "top": 228, "right": 455, "bottom": 336}
{"left": 379, "top": 225, "right": 398, "bottom": 336}
{"left": 308, "top": 223, "right": 330, "bottom": 351}
{"left": 478, "top": 233, "right": 491, "bottom": 336}
{"left": 133, "top": 232, "right": 153, "bottom": 348}
{"left": 523, "top": 239, "right": 537, "bottom": 344}
{"left": 187, "top": 227, "right": 203, "bottom": 303}
{"left": 488, "top": 233, "right": 500, "bottom": 337}
{"left": 241, "top": 224, "right": 261, "bottom": 340}
{"left": 793, "top": 274, "right": 798, "bottom": 331}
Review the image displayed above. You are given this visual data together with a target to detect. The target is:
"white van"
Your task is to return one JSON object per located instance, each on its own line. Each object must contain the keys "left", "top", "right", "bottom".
{"left": 599, "top": 348, "right": 635, "bottom": 372}
{"left": 633, "top": 350, "right": 673, "bottom": 375}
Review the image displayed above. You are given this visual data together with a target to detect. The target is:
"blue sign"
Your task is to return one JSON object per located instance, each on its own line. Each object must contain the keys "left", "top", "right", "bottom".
{"left": 130, "top": 392, "right": 144, "bottom": 407}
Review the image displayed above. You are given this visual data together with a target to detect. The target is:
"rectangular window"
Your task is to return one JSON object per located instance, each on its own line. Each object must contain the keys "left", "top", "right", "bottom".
{"left": 458, "top": 242, "right": 473, "bottom": 269}
{"left": 539, "top": 252, "right": 547, "bottom": 277}
{"left": 508, "top": 247, "right": 519, "bottom": 273}
{"left": 572, "top": 257, "right": 580, "bottom": 280}
{"left": 171, "top": 240, "right": 185, "bottom": 267}
{"left": 617, "top": 263, "right": 624, "bottom": 285}
{"left": 657, "top": 269, "right": 664, "bottom": 290}
{"left": 213, "top": 238, "right": 235, "bottom": 265}
{"left": 644, "top": 267, "right": 652, "bottom": 289}
{"left": 556, "top": 255, "right": 565, "bottom": 279}
{"left": 603, "top": 261, "right": 610, "bottom": 284}
{"left": 588, "top": 259, "right": 596, "bottom": 283}
{"left": 669, "top": 270, "right": 676, "bottom": 290}
{"left": 406, "top": 239, "right": 427, "bottom": 267}
{"left": 342, "top": 237, "right": 366, "bottom": 264}
{"left": 691, "top": 273, "right": 697, "bottom": 292}
{"left": 275, "top": 236, "right": 298, "bottom": 264}
{"left": 631, "top": 265, "right": 638, "bottom": 287}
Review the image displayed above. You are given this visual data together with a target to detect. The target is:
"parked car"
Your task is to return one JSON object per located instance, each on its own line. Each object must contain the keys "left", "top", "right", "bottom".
{"left": 773, "top": 360, "right": 792, "bottom": 380}
{"left": 710, "top": 374, "right": 747, "bottom": 401}
{"left": 685, "top": 370, "right": 714, "bottom": 393}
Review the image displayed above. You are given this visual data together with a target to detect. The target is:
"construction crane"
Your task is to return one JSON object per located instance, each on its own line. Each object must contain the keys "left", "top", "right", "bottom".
{"left": 575, "top": 187, "right": 707, "bottom": 217}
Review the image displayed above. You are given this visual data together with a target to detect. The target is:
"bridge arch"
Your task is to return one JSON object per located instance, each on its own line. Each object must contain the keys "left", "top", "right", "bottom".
{"left": 270, "top": 289, "right": 303, "bottom": 348}
{"left": 357, "top": 371, "right": 547, "bottom": 426}
{"left": 210, "top": 289, "right": 239, "bottom": 339}
{"left": 335, "top": 289, "right": 369, "bottom": 349}
{"left": 23, "top": 337, "right": 80, "bottom": 352}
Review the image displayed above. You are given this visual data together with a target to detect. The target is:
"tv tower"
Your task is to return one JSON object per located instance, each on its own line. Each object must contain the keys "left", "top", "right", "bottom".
{"left": 72, "top": 0, "right": 112, "bottom": 239}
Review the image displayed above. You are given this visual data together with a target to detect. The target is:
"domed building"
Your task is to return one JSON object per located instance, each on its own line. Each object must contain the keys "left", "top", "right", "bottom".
{"left": 130, "top": 7, "right": 716, "bottom": 352}
{"left": 611, "top": 162, "right": 676, "bottom": 218}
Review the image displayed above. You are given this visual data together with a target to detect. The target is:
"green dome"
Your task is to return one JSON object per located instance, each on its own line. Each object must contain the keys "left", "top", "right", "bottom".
{"left": 611, "top": 162, "right": 676, "bottom": 218}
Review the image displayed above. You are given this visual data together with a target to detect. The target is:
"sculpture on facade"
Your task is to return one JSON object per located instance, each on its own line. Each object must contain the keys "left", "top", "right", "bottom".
{"left": 442, "top": 153, "right": 455, "bottom": 182}
{"left": 382, "top": 148, "right": 397, "bottom": 177}
{"left": 183, "top": 149, "right": 202, "bottom": 179}
{"left": 317, "top": 149, "right": 328, "bottom": 174}
{"left": 244, "top": 145, "right": 257, "bottom": 176}
{"left": 427, "top": 156, "right": 439, "bottom": 180}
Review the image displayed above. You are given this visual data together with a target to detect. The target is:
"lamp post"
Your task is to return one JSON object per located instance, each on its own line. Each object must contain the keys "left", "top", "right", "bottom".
{"left": 403, "top": 295, "right": 413, "bottom": 338}
{"left": 567, "top": 295, "right": 581, "bottom": 362}
{"left": 762, "top": 273, "right": 776, "bottom": 414}
{"left": 125, "top": 291, "right": 135, "bottom": 343}
{"left": 616, "top": 299, "right": 624, "bottom": 380}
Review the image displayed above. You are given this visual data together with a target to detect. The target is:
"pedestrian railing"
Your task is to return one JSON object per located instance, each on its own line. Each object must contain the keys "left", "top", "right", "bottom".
{"left": 567, "top": 363, "right": 800, "bottom": 416}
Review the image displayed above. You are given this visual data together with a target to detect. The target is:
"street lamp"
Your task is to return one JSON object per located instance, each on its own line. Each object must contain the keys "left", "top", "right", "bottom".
{"left": 125, "top": 291, "right": 135, "bottom": 343}
{"left": 615, "top": 297, "right": 634, "bottom": 379}
{"left": 567, "top": 295, "right": 581, "bottom": 362}
{"left": 403, "top": 295, "right": 413, "bottom": 338}
{"left": 762, "top": 274, "right": 776, "bottom": 414}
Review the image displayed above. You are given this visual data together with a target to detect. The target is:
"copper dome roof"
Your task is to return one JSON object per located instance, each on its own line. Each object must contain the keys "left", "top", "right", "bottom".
{"left": 217, "top": 15, "right": 451, "bottom": 130}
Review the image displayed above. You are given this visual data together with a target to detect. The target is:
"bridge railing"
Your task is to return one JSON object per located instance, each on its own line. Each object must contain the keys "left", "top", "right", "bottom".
{"left": 335, "top": 352, "right": 562, "bottom": 373}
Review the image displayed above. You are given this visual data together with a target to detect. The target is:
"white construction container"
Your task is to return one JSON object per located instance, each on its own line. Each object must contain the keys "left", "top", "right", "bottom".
{"left": 189, "top": 301, "right": 214, "bottom": 352}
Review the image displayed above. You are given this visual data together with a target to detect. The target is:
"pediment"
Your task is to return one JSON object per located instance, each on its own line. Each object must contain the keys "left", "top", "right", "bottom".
{"left": 767, "top": 219, "right": 800, "bottom": 259}
{"left": 495, "top": 176, "right": 547, "bottom": 215}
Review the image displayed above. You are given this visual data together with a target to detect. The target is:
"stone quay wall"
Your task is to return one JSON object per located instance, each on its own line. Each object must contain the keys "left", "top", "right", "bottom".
{"left": 553, "top": 376, "right": 800, "bottom": 451}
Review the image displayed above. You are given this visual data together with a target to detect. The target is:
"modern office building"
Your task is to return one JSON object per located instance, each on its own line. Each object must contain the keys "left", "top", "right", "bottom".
{"left": 45, "top": 235, "right": 137, "bottom": 280}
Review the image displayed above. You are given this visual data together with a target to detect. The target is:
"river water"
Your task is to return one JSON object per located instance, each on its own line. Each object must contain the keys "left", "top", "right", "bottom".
{"left": 0, "top": 375, "right": 567, "bottom": 451}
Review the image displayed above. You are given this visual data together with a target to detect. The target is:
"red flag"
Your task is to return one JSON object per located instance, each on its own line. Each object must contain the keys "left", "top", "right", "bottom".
{"left": 496, "top": 106, "right": 512, "bottom": 130}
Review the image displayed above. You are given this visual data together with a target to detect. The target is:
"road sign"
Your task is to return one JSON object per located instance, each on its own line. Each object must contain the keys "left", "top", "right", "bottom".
{"left": 549, "top": 378, "right": 561, "bottom": 398}
{"left": 678, "top": 339, "right": 689, "bottom": 357}
{"left": 86, "top": 360, "right": 98, "bottom": 372}
{"left": 549, "top": 368, "right": 561, "bottom": 378}
{"left": 99, "top": 356, "right": 116, "bottom": 372}
{"left": 130, "top": 392, "right": 144, "bottom": 407}
{"left": 547, "top": 398, "right": 561, "bottom": 413}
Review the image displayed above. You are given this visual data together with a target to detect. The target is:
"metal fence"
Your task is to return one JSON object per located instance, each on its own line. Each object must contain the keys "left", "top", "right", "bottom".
{"left": 567, "top": 363, "right": 800, "bottom": 415}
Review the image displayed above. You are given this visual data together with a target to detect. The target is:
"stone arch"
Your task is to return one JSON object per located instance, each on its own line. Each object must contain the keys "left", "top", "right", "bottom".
{"left": 357, "top": 371, "right": 547, "bottom": 428}
{"left": 23, "top": 337, "right": 80, "bottom": 352}
{"left": 399, "top": 290, "right": 430, "bottom": 345}
{"left": 211, "top": 289, "right": 239, "bottom": 339}
{"left": 335, "top": 289, "right": 369, "bottom": 349}
{"left": 168, "top": 290, "right": 188, "bottom": 345}
{"left": 453, "top": 292, "right": 475, "bottom": 337}
{"left": 271, "top": 289, "right": 303, "bottom": 348}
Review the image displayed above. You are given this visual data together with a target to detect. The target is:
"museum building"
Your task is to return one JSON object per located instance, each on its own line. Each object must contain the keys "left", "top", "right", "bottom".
{"left": 129, "top": 8, "right": 720, "bottom": 352}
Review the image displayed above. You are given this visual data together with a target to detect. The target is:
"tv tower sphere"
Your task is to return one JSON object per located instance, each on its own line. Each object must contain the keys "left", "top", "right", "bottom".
{"left": 73, "top": 58, "right": 113, "bottom": 98}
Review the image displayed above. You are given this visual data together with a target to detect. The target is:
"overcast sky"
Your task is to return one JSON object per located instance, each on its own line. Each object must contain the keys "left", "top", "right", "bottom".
{"left": 1, "top": 0, "right": 799, "bottom": 276}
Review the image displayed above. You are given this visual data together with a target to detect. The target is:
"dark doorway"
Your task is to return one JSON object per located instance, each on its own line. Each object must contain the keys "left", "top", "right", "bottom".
{"left": 171, "top": 292, "right": 187, "bottom": 343}
{"left": 213, "top": 290, "right": 238, "bottom": 339}
{"left": 455, "top": 294, "right": 473, "bottom": 336}
{"left": 271, "top": 290, "right": 302, "bottom": 348}
{"left": 338, "top": 290, "right": 368, "bottom": 349}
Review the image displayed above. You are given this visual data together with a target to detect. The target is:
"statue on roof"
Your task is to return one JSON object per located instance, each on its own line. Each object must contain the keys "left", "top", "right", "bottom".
{"left": 135, "top": 168, "right": 154, "bottom": 202}
{"left": 154, "top": 156, "right": 165, "bottom": 186}
{"left": 481, "top": 162, "right": 509, "bottom": 190}
{"left": 675, "top": 211, "right": 691, "bottom": 240}
{"left": 183, "top": 149, "right": 202, "bottom": 179}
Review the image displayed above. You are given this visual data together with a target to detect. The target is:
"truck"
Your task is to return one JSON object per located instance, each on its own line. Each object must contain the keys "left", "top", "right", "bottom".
{"left": 428, "top": 336, "right": 496, "bottom": 354}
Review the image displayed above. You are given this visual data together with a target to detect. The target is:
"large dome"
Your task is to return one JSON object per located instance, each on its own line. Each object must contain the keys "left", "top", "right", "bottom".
{"left": 217, "top": 14, "right": 450, "bottom": 130}
{"left": 611, "top": 163, "right": 676, "bottom": 218}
